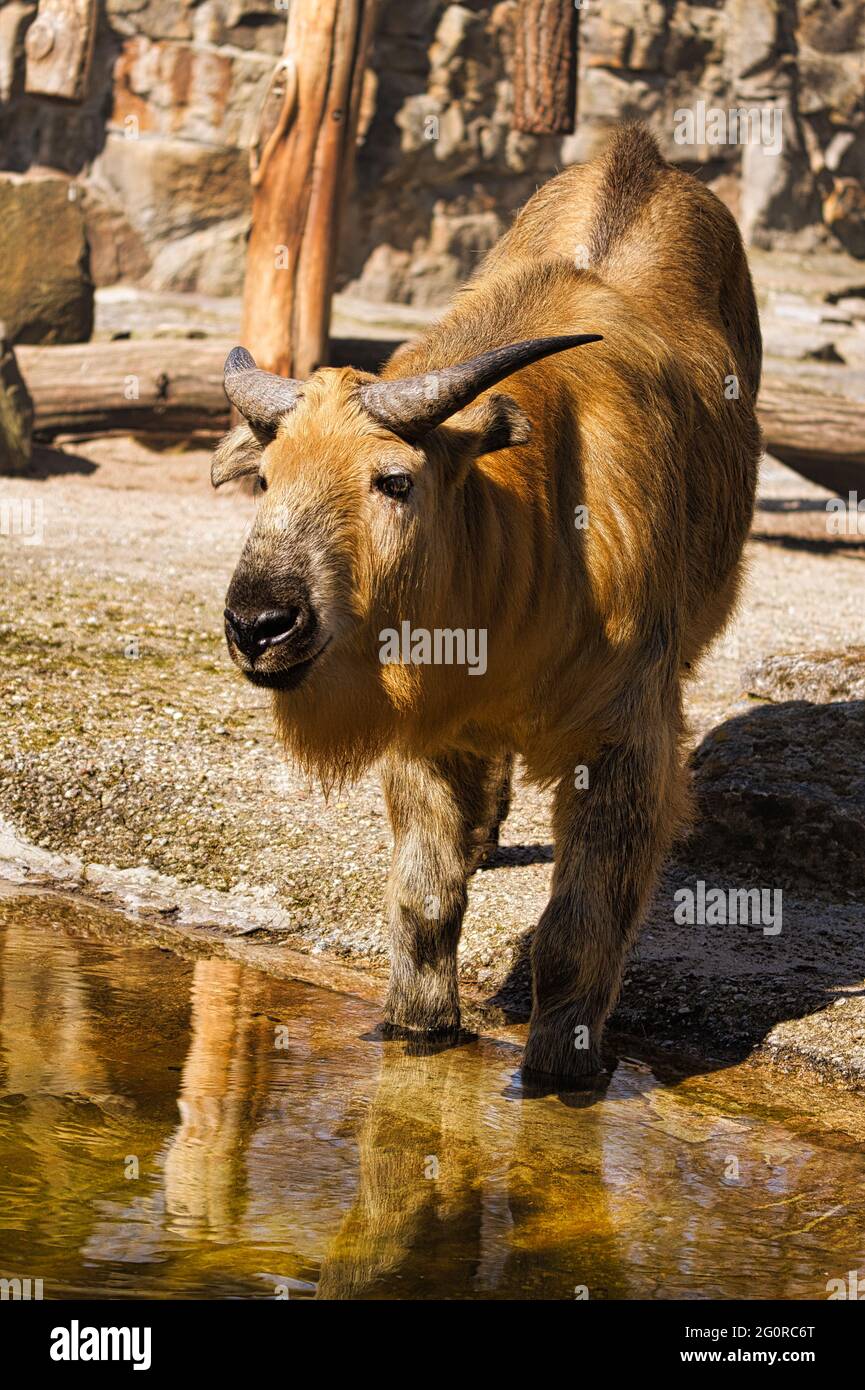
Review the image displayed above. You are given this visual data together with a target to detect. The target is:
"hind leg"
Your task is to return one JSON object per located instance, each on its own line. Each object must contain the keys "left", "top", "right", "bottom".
{"left": 468, "top": 752, "right": 513, "bottom": 869}
{"left": 523, "top": 715, "right": 689, "bottom": 1082}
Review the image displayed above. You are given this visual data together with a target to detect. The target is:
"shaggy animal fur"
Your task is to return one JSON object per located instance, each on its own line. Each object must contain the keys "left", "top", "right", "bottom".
{"left": 214, "top": 125, "right": 761, "bottom": 1082}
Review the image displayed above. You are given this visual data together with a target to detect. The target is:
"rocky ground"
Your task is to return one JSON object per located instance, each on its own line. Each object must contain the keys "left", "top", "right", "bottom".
{"left": 1, "top": 266, "right": 864, "bottom": 1094}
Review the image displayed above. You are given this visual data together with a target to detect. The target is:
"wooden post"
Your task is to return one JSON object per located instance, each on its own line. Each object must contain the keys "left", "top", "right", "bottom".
{"left": 24, "top": 0, "right": 96, "bottom": 102}
{"left": 241, "top": 0, "right": 378, "bottom": 380}
{"left": 512, "top": 0, "right": 578, "bottom": 135}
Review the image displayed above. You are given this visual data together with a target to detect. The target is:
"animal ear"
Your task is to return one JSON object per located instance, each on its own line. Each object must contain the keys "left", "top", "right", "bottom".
{"left": 211, "top": 424, "right": 266, "bottom": 488}
{"left": 445, "top": 393, "right": 532, "bottom": 456}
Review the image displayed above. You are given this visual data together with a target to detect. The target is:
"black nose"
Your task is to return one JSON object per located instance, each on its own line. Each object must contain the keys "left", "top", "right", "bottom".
{"left": 224, "top": 604, "right": 311, "bottom": 661}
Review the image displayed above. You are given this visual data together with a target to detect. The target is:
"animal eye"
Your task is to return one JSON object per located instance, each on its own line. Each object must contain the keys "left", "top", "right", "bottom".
{"left": 375, "top": 473, "right": 413, "bottom": 501}
{"left": 256, "top": 475, "right": 268, "bottom": 493}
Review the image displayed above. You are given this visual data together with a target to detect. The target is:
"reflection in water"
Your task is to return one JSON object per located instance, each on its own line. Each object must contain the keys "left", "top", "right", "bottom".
{"left": 317, "top": 1043, "right": 624, "bottom": 1299}
{"left": 0, "top": 891, "right": 863, "bottom": 1300}
{"left": 164, "top": 960, "right": 270, "bottom": 1237}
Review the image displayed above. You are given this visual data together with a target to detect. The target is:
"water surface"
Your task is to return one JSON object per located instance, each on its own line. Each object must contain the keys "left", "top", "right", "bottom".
{"left": 1, "top": 891, "right": 863, "bottom": 1299}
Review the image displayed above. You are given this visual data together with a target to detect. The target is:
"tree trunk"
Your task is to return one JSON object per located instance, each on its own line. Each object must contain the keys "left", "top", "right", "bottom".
{"left": 512, "top": 0, "right": 578, "bottom": 135}
{"left": 241, "top": 0, "right": 378, "bottom": 380}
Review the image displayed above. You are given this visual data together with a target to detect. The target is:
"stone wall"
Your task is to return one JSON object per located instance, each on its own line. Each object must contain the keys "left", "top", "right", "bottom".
{"left": 347, "top": 0, "right": 865, "bottom": 304}
{"left": 0, "top": 0, "right": 862, "bottom": 330}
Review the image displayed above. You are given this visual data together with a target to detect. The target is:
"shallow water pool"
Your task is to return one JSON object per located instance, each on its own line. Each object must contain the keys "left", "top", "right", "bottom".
{"left": 1, "top": 890, "right": 863, "bottom": 1300}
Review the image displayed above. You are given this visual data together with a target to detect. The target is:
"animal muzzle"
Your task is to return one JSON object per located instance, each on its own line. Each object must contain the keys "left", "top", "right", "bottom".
{"left": 223, "top": 573, "right": 322, "bottom": 689}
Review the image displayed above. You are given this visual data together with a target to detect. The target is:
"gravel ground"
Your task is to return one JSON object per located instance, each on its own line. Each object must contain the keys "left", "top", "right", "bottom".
{"left": 2, "top": 269, "right": 864, "bottom": 1092}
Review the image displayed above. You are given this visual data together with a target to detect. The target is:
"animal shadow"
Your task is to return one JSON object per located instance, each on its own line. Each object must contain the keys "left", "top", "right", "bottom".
{"left": 485, "top": 698, "right": 865, "bottom": 1081}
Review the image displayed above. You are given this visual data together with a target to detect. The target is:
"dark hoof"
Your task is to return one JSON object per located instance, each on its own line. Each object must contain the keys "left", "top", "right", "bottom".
{"left": 379, "top": 1020, "right": 472, "bottom": 1057}
{"left": 517, "top": 1063, "right": 611, "bottom": 1104}
{"left": 380, "top": 1018, "right": 461, "bottom": 1041}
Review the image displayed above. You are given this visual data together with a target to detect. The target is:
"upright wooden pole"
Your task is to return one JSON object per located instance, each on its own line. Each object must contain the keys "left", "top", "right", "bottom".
{"left": 512, "top": 0, "right": 578, "bottom": 135}
{"left": 24, "top": 0, "right": 97, "bottom": 102}
{"left": 241, "top": 0, "right": 377, "bottom": 380}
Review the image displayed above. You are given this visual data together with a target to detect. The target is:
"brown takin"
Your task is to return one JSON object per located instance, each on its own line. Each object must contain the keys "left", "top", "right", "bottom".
{"left": 212, "top": 124, "right": 761, "bottom": 1084}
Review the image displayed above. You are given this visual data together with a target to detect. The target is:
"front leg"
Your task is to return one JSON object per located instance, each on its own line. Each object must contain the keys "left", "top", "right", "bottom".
{"left": 524, "top": 721, "right": 689, "bottom": 1083}
{"left": 380, "top": 752, "right": 495, "bottom": 1035}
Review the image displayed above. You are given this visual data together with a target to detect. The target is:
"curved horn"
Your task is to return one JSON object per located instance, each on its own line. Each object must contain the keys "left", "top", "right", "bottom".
{"left": 360, "top": 333, "right": 602, "bottom": 441}
{"left": 223, "top": 346, "right": 304, "bottom": 433}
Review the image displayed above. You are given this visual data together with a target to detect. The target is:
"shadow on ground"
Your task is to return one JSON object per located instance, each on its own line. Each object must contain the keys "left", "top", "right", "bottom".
{"left": 30, "top": 446, "right": 99, "bottom": 478}
{"left": 478, "top": 697, "right": 865, "bottom": 1090}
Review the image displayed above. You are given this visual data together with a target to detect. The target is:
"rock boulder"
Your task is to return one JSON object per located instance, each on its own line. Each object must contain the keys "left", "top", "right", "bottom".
{"left": 690, "top": 651, "right": 865, "bottom": 895}
{"left": 0, "top": 324, "right": 34, "bottom": 474}
{"left": 0, "top": 174, "right": 94, "bottom": 345}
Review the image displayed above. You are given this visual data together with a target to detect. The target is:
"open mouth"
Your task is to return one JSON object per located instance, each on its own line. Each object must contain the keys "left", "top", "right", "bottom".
{"left": 240, "top": 636, "right": 332, "bottom": 691}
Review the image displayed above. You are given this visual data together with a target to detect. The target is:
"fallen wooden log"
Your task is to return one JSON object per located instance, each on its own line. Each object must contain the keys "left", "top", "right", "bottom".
{"left": 17, "top": 339, "right": 233, "bottom": 439}
{"left": 14, "top": 341, "right": 865, "bottom": 495}
{"left": 755, "top": 378, "right": 865, "bottom": 495}
{"left": 16, "top": 336, "right": 403, "bottom": 439}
